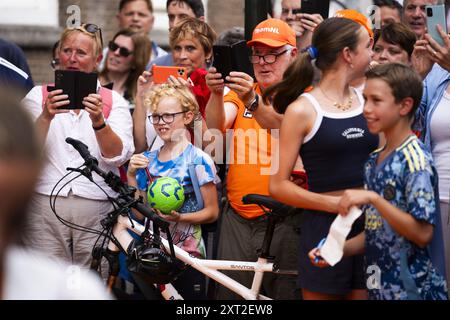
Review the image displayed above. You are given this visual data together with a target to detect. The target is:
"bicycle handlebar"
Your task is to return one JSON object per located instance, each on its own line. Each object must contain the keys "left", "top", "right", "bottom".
{"left": 65, "top": 137, "right": 169, "bottom": 228}
{"left": 66, "top": 137, "right": 99, "bottom": 168}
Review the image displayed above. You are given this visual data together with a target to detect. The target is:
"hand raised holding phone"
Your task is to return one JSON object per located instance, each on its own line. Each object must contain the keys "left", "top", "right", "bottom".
{"left": 280, "top": 8, "right": 305, "bottom": 37}
{"left": 136, "top": 70, "right": 154, "bottom": 100}
{"left": 82, "top": 93, "right": 104, "bottom": 127}
{"left": 225, "top": 71, "right": 255, "bottom": 107}
{"left": 152, "top": 65, "right": 188, "bottom": 84}
{"left": 421, "top": 5, "right": 450, "bottom": 72}
{"left": 205, "top": 67, "right": 225, "bottom": 95}
{"left": 43, "top": 89, "right": 70, "bottom": 121}
{"left": 425, "top": 4, "right": 448, "bottom": 47}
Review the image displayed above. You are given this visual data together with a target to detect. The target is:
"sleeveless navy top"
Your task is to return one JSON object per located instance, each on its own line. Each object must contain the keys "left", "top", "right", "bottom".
{"left": 300, "top": 90, "right": 379, "bottom": 193}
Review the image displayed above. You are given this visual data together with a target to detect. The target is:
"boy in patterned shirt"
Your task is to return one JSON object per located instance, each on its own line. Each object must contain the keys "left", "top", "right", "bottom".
{"left": 310, "top": 63, "right": 448, "bottom": 300}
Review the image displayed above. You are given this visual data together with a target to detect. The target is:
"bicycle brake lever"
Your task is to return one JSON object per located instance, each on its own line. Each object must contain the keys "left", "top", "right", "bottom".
{"left": 66, "top": 166, "right": 93, "bottom": 181}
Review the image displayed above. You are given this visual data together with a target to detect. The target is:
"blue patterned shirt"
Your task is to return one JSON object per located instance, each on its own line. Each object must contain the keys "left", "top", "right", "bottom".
{"left": 135, "top": 143, "right": 219, "bottom": 258}
{"left": 364, "top": 135, "right": 447, "bottom": 300}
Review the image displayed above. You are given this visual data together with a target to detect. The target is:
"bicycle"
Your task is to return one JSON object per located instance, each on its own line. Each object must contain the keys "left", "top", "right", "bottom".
{"left": 52, "top": 137, "right": 298, "bottom": 300}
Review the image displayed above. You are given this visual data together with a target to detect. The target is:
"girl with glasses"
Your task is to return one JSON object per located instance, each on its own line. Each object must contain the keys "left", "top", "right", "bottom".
{"left": 99, "top": 28, "right": 151, "bottom": 110}
{"left": 133, "top": 18, "right": 217, "bottom": 154}
{"left": 127, "top": 83, "right": 220, "bottom": 299}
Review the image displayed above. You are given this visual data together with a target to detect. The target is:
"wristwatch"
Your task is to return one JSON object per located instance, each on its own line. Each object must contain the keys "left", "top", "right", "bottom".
{"left": 247, "top": 94, "right": 259, "bottom": 112}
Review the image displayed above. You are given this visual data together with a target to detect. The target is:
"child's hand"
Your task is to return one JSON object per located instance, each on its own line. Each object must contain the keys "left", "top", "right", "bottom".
{"left": 338, "top": 189, "right": 376, "bottom": 216}
{"left": 308, "top": 247, "right": 329, "bottom": 268}
{"left": 127, "top": 154, "right": 150, "bottom": 175}
{"left": 156, "top": 209, "right": 181, "bottom": 222}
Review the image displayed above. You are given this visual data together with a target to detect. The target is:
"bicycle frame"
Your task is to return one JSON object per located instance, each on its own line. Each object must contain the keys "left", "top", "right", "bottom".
{"left": 108, "top": 214, "right": 294, "bottom": 300}
{"left": 63, "top": 138, "right": 298, "bottom": 301}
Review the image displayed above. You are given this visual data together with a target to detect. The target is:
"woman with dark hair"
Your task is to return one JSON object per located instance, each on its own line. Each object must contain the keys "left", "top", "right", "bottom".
{"left": 372, "top": 22, "right": 417, "bottom": 66}
{"left": 100, "top": 28, "right": 151, "bottom": 109}
{"left": 264, "top": 17, "right": 379, "bottom": 300}
{"left": 50, "top": 40, "right": 60, "bottom": 70}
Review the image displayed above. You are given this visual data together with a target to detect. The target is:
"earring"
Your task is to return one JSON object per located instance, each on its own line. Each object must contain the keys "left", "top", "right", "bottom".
{"left": 205, "top": 58, "right": 212, "bottom": 65}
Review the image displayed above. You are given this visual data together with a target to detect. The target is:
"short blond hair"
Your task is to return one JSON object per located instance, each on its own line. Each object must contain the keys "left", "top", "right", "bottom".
{"left": 169, "top": 17, "right": 216, "bottom": 58}
{"left": 144, "top": 84, "right": 200, "bottom": 125}
{"left": 59, "top": 24, "right": 103, "bottom": 58}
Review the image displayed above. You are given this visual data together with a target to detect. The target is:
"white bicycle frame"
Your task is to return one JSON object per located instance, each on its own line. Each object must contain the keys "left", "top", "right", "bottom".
{"left": 108, "top": 215, "right": 287, "bottom": 300}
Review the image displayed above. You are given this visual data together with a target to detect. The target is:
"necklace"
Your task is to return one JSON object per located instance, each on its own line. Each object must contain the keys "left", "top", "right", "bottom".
{"left": 318, "top": 87, "right": 353, "bottom": 111}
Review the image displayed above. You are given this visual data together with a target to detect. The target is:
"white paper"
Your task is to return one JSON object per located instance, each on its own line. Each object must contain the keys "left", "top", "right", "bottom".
{"left": 320, "top": 206, "right": 363, "bottom": 266}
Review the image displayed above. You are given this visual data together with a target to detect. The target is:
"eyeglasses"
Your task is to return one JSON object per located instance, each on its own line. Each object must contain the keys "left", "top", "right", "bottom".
{"left": 148, "top": 111, "right": 186, "bottom": 124}
{"left": 74, "top": 23, "right": 103, "bottom": 48}
{"left": 108, "top": 41, "right": 133, "bottom": 57}
{"left": 249, "top": 49, "right": 290, "bottom": 64}
{"left": 50, "top": 58, "right": 60, "bottom": 69}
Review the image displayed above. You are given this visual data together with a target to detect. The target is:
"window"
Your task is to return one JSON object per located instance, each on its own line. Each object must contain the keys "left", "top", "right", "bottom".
{"left": 0, "top": 0, "right": 58, "bottom": 27}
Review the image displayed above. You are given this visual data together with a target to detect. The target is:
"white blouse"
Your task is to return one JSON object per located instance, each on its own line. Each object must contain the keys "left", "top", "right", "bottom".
{"left": 22, "top": 85, "right": 135, "bottom": 200}
{"left": 430, "top": 89, "right": 450, "bottom": 203}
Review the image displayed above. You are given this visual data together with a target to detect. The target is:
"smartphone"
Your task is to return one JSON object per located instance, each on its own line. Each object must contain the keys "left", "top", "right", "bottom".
{"left": 55, "top": 70, "right": 97, "bottom": 109}
{"left": 301, "top": 0, "right": 330, "bottom": 19}
{"left": 426, "top": 4, "right": 448, "bottom": 47}
{"left": 152, "top": 65, "right": 188, "bottom": 84}
{"left": 213, "top": 40, "right": 254, "bottom": 83}
{"left": 212, "top": 44, "right": 233, "bottom": 82}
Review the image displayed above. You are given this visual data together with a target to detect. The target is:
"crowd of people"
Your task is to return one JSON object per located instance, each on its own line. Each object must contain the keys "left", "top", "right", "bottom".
{"left": 1, "top": 0, "right": 450, "bottom": 301}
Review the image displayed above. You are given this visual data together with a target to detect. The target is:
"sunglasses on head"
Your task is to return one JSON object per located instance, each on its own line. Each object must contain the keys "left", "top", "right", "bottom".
{"left": 108, "top": 41, "right": 133, "bottom": 57}
{"left": 74, "top": 23, "right": 103, "bottom": 48}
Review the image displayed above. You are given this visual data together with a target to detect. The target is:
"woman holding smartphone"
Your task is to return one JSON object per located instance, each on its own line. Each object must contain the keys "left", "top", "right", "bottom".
{"left": 133, "top": 17, "right": 217, "bottom": 153}
{"left": 21, "top": 23, "right": 134, "bottom": 270}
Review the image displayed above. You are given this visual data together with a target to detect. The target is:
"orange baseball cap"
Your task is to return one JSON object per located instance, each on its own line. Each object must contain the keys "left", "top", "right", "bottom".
{"left": 334, "top": 9, "right": 374, "bottom": 38}
{"left": 247, "top": 18, "right": 296, "bottom": 48}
